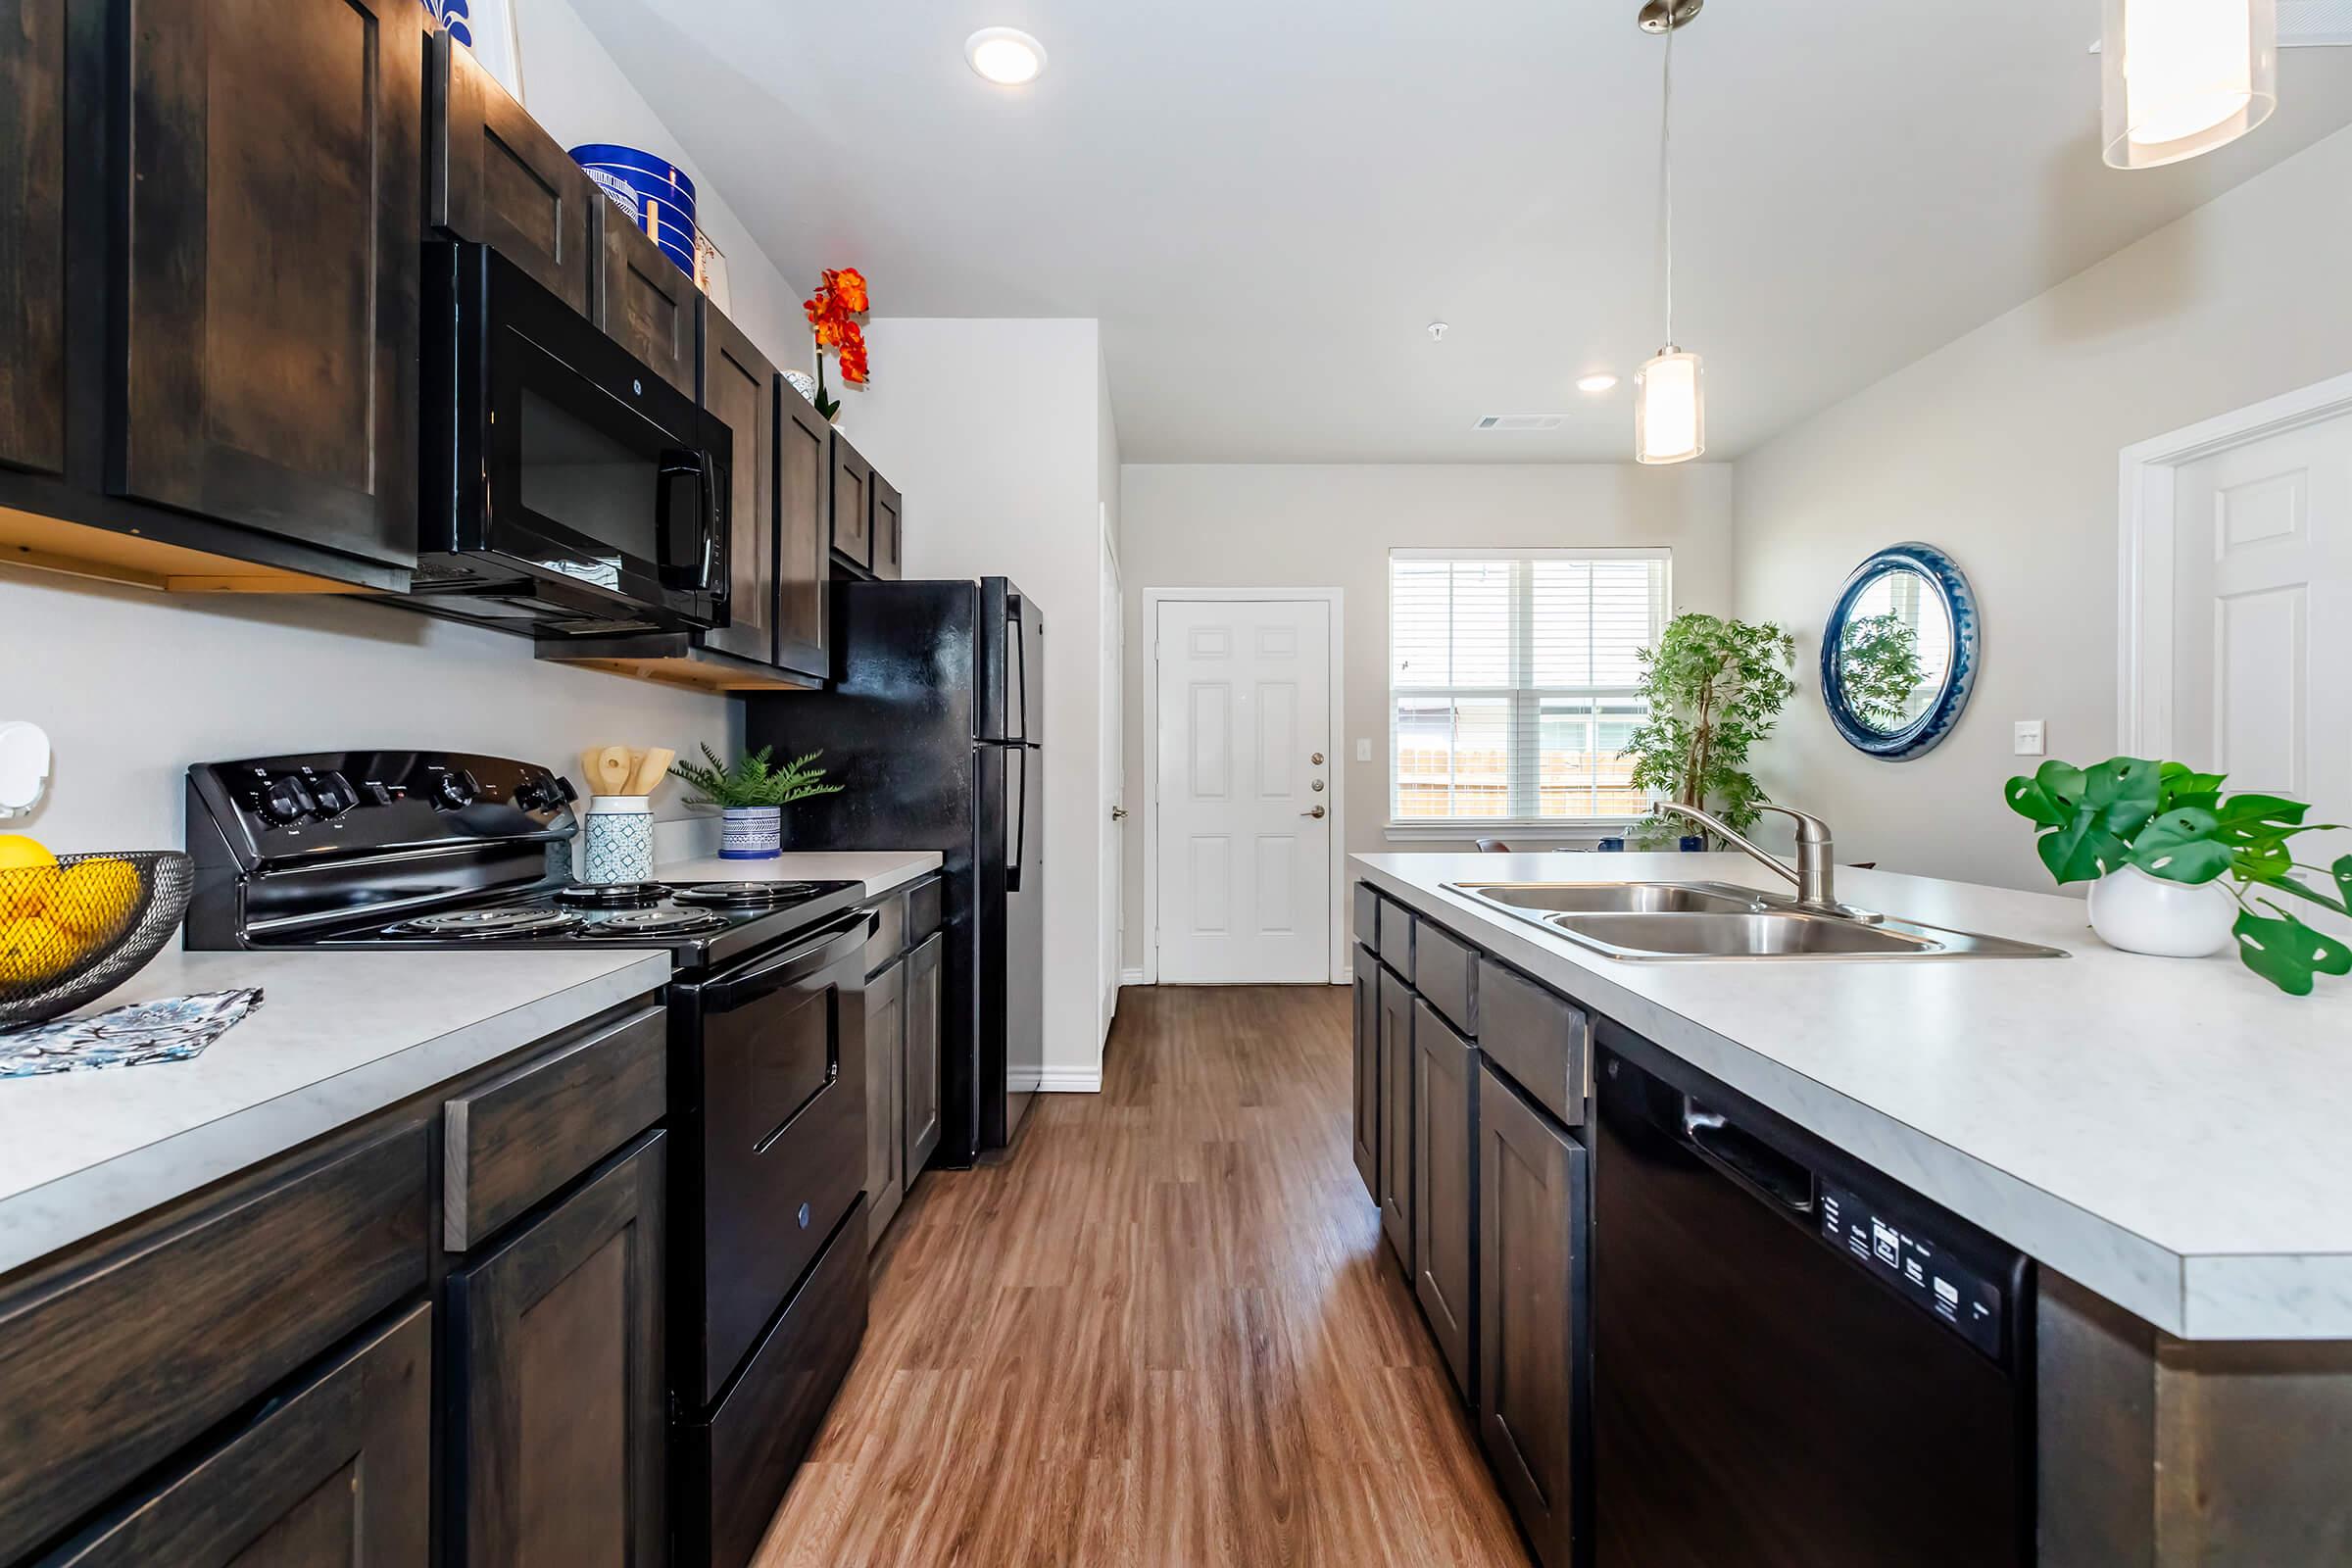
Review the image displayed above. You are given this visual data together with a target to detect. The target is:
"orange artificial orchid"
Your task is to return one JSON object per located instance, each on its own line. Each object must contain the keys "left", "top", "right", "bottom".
{"left": 803, "top": 266, "right": 872, "bottom": 415}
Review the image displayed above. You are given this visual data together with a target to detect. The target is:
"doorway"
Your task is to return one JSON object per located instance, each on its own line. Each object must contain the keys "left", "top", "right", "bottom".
{"left": 1145, "top": 590, "right": 1345, "bottom": 985}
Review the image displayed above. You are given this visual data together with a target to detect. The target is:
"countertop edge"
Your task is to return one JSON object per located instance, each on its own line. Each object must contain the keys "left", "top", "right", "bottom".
{"left": 1351, "top": 861, "right": 2244, "bottom": 1338}
{"left": 0, "top": 952, "right": 670, "bottom": 1278}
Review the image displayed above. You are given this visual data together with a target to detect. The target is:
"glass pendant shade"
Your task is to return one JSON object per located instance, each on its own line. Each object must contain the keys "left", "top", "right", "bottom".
{"left": 2102, "top": 0, "right": 2277, "bottom": 170}
{"left": 1635, "top": 349, "right": 1704, "bottom": 465}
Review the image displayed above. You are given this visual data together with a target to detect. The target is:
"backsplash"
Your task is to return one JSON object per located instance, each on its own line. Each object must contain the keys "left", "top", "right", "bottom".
{"left": 0, "top": 567, "right": 739, "bottom": 857}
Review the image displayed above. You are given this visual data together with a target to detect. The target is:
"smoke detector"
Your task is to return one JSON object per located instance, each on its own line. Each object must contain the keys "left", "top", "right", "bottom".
{"left": 1427, "top": 321, "right": 1450, "bottom": 342}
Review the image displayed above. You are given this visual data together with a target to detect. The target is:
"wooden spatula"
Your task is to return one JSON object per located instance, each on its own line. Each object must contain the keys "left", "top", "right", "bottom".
{"left": 630, "top": 747, "right": 676, "bottom": 796}
{"left": 594, "top": 746, "right": 634, "bottom": 797}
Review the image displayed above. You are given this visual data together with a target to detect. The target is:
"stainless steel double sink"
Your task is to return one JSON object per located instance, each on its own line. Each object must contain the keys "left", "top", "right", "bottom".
{"left": 1446, "top": 881, "right": 2067, "bottom": 961}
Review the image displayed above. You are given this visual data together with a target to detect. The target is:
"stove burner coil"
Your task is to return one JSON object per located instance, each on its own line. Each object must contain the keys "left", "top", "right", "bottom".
{"left": 667, "top": 880, "right": 821, "bottom": 907}
{"left": 383, "top": 907, "right": 584, "bottom": 939}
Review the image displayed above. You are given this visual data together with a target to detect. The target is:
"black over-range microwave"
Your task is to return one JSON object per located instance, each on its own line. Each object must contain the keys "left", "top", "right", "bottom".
{"left": 416, "top": 241, "right": 728, "bottom": 634}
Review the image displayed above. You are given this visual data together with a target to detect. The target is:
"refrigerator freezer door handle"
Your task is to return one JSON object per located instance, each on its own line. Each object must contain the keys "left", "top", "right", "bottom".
{"left": 1007, "top": 594, "right": 1030, "bottom": 745}
{"left": 1007, "top": 746, "right": 1028, "bottom": 893}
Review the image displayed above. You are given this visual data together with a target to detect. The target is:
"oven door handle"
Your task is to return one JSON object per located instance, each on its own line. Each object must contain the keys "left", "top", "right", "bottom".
{"left": 702, "top": 911, "right": 873, "bottom": 1013}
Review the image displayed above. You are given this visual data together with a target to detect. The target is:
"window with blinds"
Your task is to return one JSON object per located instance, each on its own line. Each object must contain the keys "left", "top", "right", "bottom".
{"left": 1389, "top": 549, "right": 1672, "bottom": 824}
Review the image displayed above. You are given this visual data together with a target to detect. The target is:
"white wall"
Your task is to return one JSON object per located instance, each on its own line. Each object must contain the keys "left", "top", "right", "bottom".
{"left": 840, "top": 318, "right": 1120, "bottom": 1088}
{"left": 1733, "top": 123, "right": 2352, "bottom": 889}
{"left": 1117, "top": 462, "right": 1736, "bottom": 973}
{"left": 0, "top": 568, "right": 735, "bottom": 854}
{"left": 513, "top": 0, "right": 801, "bottom": 356}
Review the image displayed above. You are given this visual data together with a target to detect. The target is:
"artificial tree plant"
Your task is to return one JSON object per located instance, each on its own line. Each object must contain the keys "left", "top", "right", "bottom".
{"left": 1622, "top": 612, "right": 1797, "bottom": 845}
{"left": 2006, "top": 757, "right": 2352, "bottom": 996}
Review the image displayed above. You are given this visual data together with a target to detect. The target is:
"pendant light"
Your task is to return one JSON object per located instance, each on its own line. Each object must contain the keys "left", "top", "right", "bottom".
{"left": 2101, "top": 0, "right": 2278, "bottom": 170}
{"left": 1635, "top": 0, "right": 1704, "bottom": 466}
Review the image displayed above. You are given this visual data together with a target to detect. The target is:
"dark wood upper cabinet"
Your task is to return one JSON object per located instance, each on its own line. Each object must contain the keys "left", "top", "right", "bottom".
{"left": 1378, "top": 966, "right": 1415, "bottom": 1277}
{"left": 37, "top": 1305, "right": 432, "bottom": 1568}
{"left": 775, "top": 380, "right": 831, "bottom": 678}
{"left": 114, "top": 0, "right": 424, "bottom": 569}
{"left": 904, "top": 931, "right": 944, "bottom": 1179}
{"left": 1414, "top": 999, "right": 1478, "bottom": 1404}
{"left": 1351, "top": 953, "right": 1380, "bottom": 1201}
{"left": 830, "top": 429, "right": 873, "bottom": 569}
{"left": 427, "top": 27, "right": 595, "bottom": 316}
{"left": 447, "top": 1133, "right": 667, "bottom": 1568}
{"left": 1477, "top": 1062, "right": 1587, "bottom": 1568}
{"left": 863, "top": 956, "right": 907, "bottom": 1250}
{"left": 700, "top": 302, "right": 778, "bottom": 665}
{"left": 871, "top": 473, "right": 904, "bottom": 580}
{"left": 0, "top": 0, "right": 66, "bottom": 476}
{"left": 593, "top": 205, "right": 696, "bottom": 400}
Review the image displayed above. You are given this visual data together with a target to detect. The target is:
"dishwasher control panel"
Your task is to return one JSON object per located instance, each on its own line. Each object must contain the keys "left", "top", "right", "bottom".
{"left": 1820, "top": 1181, "right": 2005, "bottom": 1358}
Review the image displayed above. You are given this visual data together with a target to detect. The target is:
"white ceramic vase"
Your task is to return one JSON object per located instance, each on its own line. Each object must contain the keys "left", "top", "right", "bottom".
{"left": 2086, "top": 865, "right": 2237, "bottom": 958}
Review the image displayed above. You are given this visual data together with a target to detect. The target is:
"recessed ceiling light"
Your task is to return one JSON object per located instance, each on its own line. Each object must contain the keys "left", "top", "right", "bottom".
{"left": 966, "top": 27, "right": 1047, "bottom": 86}
{"left": 1577, "top": 372, "right": 1619, "bottom": 393}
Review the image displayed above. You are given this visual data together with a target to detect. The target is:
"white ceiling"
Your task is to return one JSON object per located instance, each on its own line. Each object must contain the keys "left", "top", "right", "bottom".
{"left": 561, "top": 0, "right": 2352, "bottom": 464}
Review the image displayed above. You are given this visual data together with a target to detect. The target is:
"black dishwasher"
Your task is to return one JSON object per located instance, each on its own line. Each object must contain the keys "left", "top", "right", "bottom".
{"left": 1593, "top": 1028, "right": 2033, "bottom": 1568}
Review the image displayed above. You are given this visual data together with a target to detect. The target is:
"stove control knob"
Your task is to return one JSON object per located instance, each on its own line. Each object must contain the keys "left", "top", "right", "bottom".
{"left": 309, "top": 770, "right": 359, "bottom": 819}
{"left": 257, "top": 774, "right": 318, "bottom": 826}
{"left": 514, "top": 774, "right": 565, "bottom": 812}
{"left": 431, "top": 768, "right": 481, "bottom": 810}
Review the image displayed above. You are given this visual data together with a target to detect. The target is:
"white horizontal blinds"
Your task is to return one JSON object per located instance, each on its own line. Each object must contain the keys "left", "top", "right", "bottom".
{"left": 1391, "top": 550, "right": 1669, "bottom": 822}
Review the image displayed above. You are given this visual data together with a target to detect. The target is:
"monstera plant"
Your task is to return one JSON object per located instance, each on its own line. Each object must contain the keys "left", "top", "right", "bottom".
{"left": 2005, "top": 757, "right": 2352, "bottom": 996}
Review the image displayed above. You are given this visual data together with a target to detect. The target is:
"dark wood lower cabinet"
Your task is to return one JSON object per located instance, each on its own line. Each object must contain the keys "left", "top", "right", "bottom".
{"left": 864, "top": 956, "right": 908, "bottom": 1248}
{"left": 446, "top": 1133, "right": 666, "bottom": 1567}
{"left": 1351, "top": 951, "right": 1380, "bottom": 1200}
{"left": 1378, "top": 966, "right": 1415, "bottom": 1276}
{"left": 36, "top": 1303, "right": 431, "bottom": 1567}
{"left": 1477, "top": 1062, "right": 1587, "bottom": 1568}
{"left": 904, "top": 932, "right": 944, "bottom": 1176}
{"left": 1414, "top": 999, "right": 1477, "bottom": 1403}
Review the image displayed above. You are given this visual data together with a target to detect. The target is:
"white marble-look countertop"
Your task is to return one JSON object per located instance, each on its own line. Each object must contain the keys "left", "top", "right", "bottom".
{"left": 655, "top": 850, "right": 942, "bottom": 897}
{"left": 0, "top": 948, "right": 669, "bottom": 1278}
{"left": 1355, "top": 852, "right": 2352, "bottom": 1342}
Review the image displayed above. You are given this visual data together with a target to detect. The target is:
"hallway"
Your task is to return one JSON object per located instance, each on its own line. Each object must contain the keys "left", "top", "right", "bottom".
{"left": 756, "top": 984, "right": 1529, "bottom": 1566}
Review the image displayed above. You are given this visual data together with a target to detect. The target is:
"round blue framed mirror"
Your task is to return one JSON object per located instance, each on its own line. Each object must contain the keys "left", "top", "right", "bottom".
{"left": 1821, "top": 543, "right": 1979, "bottom": 760}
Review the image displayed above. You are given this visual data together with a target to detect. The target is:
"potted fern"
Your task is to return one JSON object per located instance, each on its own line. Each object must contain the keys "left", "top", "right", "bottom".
{"left": 1622, "top": 612, "right": 1797, "bottom": 848}
{"left": 668, "top": 745, "right": 844, "bottom": 860}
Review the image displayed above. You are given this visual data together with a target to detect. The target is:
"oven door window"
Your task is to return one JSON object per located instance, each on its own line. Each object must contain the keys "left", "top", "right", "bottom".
{"left": 492, "top": 328, "right": 718, "bottom": 612}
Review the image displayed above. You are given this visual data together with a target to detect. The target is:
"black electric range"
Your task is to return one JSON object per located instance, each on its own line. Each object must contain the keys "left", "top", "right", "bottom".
{"left": 182, "top": 750, "right": 875, "bottom": 1568}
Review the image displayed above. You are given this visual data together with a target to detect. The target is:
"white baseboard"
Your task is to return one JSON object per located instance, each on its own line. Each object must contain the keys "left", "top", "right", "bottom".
{"left": 1118, "top": 967, "right": 1147, "bottom": 986}
{"left": 1036, "top": 1067, "right": 1102, "bottom": 1093}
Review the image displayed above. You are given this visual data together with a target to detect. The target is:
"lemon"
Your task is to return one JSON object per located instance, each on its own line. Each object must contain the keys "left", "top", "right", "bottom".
{"left": 0, "top": 915, "right": 74, "bottom": 986}
{"left": 52, "top": 858, "right": 142, "bottom": 942}
{"left": 0, "top": 836, "right": 58, "bottom": 921}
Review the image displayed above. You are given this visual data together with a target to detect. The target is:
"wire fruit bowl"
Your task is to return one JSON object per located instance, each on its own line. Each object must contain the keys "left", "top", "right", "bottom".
{"left": 0, "top": 852, "right": 194, "bottom": 1031}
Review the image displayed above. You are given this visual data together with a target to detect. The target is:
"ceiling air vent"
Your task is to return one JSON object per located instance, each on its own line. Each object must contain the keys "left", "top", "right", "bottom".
{"left": 1473, "top": 414, "right": 1567, "bottom": 432}
{"left": 2091, "top": 4, "right": 2352, "bottom": 50}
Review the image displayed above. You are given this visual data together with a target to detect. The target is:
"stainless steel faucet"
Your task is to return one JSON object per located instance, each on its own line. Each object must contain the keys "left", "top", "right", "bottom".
{"left": 1657, "top": 802, "right": 1870, "bottom": 918}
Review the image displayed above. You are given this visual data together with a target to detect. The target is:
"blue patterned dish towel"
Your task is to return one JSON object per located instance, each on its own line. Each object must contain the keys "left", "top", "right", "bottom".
{"left": 0, "top": 989, "right": 264, "bottom": 1078}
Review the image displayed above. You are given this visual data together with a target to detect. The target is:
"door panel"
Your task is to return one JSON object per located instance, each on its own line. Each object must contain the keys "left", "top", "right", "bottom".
{"left": 830, "top": 432, "right": 871, "bottom": 567}
{"left": 871, "top": 474, "right": 903, "bottom": 579}
{"left": 775, "top": 382, "right": 830, "bottom": 678}
{"left": 2169, "top": 412, "right": 2352, "bottom": 844}
{"left": 1378, "top": 967, "right": 1413, "bottom": 1277}
{"left": 447, "top": 1135, "right": 665, "bottom": 1568}
{"left": 0, "top": 0, "right": 65, "bottom": 475}
{"left": 1351, "top": 953, "right": 1379, "bottom": 1200}
{"left": 701, "top": 304, "right": 778, "bottom": 664}
{"left": 117, "top": 0, "right": 424, "bottom": 566}
{"left": 1414, "top": 999, "right": 1476, "bottom": 1402}
{"left": 592, "top": 208, "right": 695, "bottom": 399}
{"left": 1478, "top": 1063, "right": 1586, "bottom": 1568}
{"left": 904, "top": 932, "right": 944, "bottom": 1176}
{"left": 428, "top": 28, "right": 595, "bottom": 315}
{"left": 1154, "top": 600, "right": 1333, "bottom": 983}
{"left": 863, "top": 956, "right": 906, "bottom": 1249}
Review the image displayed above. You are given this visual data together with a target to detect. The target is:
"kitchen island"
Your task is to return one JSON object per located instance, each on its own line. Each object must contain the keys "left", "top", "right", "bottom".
{"left": 1355, "top": 850, "right": 2352, "bottom": 1568}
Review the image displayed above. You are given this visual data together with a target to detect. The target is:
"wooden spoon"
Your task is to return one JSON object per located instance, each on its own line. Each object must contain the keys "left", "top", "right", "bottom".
{"left": 594, "top": 746, "right": 634, "bottom": 797}
{"left": 630, "top": 747, "right": 676, "bottom": 796}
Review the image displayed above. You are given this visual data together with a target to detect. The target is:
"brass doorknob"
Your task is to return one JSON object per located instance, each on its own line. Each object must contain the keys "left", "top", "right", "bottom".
{"left": 1311, "top": 752, "right": 1325, "bottom": 765}
{"left": 1110, "top": 806, "right": 1127, "bottom": 820}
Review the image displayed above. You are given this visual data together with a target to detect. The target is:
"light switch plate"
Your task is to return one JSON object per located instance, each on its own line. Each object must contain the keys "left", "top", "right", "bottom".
{"left": 1355, "top": 738, "right": 1372, "bottom": 763}
{"left": 2013, "top": 719, "right": 2045, "bottom": 757}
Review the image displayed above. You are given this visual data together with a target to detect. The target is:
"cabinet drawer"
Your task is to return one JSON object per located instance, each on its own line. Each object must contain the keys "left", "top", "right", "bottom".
{"left": 0, "top": 1121, "right": 430, "bottom": 1560}
{"left": 1375, "top": 896, "right": 1413, "bottom": 972}
{"left": 1353, "top": 883, "right": 1378, "bottom": 950}
{"left": 443, "top": 1004, "right": 666, "bottom": 1250}
{"left": 865, "top": 892, "right": 907, "bottom": 974}
{"left": 1477, "top": 958, "right": 1590, "bottom": 1127}
{"left": 907, "top": 876, "right": 943, "bottom": 946}
{"left": 37, "top": 1303, "right": 432, "bottom": 1567}
{"left": 1413, "top": 920, "right": 1480, "bottom": 1036}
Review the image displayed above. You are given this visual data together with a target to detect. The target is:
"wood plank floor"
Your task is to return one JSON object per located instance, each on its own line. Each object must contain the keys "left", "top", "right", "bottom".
{"left": 755, "top": 984, "right": 1530, "bottom": 1567}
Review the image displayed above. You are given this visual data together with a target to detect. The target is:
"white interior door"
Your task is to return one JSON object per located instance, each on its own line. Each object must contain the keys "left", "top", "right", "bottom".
{"left": 1154, "top": 599, "right": 1332, "bottom": 984}
{"left": 2168, "top": 412, "right": 2352, "bottom": 833}
{"left": 1100, "top": 522, "right": 1124, "bottom": 1031}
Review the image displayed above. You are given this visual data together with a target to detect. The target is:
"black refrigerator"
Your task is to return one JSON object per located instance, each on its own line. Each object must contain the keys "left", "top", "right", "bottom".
{"left": 746, "top": 577, "right": 1044, "bottom": 1163}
